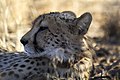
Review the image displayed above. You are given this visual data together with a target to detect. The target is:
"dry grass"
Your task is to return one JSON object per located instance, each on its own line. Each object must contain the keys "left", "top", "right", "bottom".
{"left": 0, "top": 0, "right": 31, "bottom": 51}
{"left": 0, "top": 0, "right": 119, "bottom": 51}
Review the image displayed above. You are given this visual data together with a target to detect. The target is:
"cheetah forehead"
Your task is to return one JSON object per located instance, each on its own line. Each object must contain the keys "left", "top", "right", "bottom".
{"left": 32, "top": 11, "right": 78, "bottom": 36}
{"left": 32, "top": 11, "right": 76, "bottom": 25}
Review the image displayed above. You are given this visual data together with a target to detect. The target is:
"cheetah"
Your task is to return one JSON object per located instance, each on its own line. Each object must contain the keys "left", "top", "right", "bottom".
{"left": 0, "top": 11, "right": 95, "bottom": 80}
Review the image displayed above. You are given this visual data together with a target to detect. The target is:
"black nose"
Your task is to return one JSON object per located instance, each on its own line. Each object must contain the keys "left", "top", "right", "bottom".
{"left": 20, "top": 38, "right": 28, "bottom": 46}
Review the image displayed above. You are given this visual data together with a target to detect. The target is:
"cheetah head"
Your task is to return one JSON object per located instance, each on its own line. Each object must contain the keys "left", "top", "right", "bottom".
{"left": 20, "top": 11, "right": 92, "bottom": 62}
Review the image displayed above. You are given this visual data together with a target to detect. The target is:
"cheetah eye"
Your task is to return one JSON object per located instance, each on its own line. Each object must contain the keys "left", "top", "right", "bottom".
{"left": 39, "top": 26, "right": 48, "bottom": 31}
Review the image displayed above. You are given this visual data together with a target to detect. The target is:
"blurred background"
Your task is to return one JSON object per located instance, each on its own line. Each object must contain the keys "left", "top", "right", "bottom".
{"left": 0, "top": 0, "right": 120, "bottom": 51}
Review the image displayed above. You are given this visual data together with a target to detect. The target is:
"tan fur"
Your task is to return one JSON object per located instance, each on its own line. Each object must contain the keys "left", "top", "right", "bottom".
{"left": 0, "top": 11, "right": 95, "bottom": 80}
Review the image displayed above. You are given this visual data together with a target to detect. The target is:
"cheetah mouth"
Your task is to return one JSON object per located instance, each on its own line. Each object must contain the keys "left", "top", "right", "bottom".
{"left": 24, "top": 44, "right": 45, "bottom": 57}
{"left": 25, "top": 46, "right": 74, "bottom": 62}
{"left": 24, "top": 49, "right": 45, "bottom": 58}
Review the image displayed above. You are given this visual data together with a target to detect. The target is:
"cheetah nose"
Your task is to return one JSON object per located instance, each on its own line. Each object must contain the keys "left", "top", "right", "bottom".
{"left": 20, "top": 38, "right": 28, "bottom": 46}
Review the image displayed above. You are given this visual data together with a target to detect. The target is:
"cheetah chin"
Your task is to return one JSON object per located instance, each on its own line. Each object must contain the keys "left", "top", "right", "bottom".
{"left": 25, "top": 47, "right": 74, "bottom": 63}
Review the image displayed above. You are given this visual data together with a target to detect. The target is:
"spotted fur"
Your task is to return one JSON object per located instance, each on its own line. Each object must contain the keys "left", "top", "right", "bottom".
{"left": 0, "top": 11, "right": 95, "bottom": 80}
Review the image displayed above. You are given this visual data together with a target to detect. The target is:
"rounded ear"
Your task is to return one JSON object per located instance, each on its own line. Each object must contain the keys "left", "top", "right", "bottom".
{"left": 76, "top": 12, "right": 92, "bottom": 35}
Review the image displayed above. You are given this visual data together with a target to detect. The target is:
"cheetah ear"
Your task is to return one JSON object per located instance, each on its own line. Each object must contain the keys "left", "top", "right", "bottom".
{"left": 76, "top": 12, "right": 92, "bottom": 35}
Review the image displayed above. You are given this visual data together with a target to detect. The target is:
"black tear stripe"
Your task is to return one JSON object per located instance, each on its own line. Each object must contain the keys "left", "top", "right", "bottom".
{"left": 33, "top": 16, "right": 43, "bottom": 45}
{"left": 33, "top": 28, "right": 41, "bottom": 45}
{"left": 33, "top": 27, "right": 48, "bottom": 45}
{"left": 33, "top": 19, "right": 49, "bottom": 53}
{"left": 33, "top": 27, "right": 46, "bottom": 52}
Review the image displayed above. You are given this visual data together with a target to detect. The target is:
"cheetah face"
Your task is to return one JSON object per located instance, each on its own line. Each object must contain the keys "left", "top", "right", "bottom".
{"left": 20, "top": 11, "right": 92, "bottom": 61}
